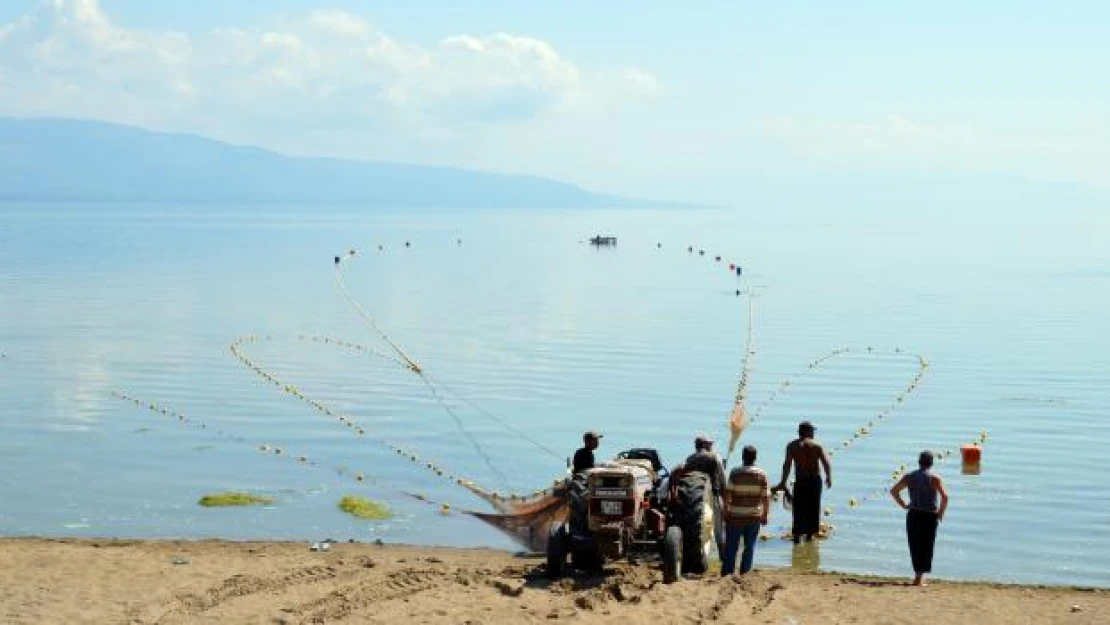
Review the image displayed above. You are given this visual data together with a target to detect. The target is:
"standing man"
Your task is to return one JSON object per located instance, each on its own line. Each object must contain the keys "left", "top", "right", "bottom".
{"left": 684, "top": 434, "right": 728, "bottom": 556}
{"left": 572, "top": 430, "right": 602, "bottom": 475}
{"left": 721, "top": 445, "right": 771, "bottom": 576}
{"left": 890, "top": 450, "right": 950, "bottom": 587}
{"left": 774, "top": 421, "right": 832, "bottom": 543}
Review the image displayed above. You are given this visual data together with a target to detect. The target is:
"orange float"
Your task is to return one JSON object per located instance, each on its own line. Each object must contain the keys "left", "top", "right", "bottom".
{"left": 960, "top": 444, "right": 982, "bottom": 464}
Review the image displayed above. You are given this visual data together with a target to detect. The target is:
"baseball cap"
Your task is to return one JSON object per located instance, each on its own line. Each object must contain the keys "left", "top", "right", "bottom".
{"left": 584, "top": 430, "right": 603, "bottom": 440}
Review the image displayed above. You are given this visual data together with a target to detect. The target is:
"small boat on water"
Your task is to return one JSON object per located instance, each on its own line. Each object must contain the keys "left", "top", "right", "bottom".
{"left": 589, "top": 235, "right": 617, "bottom": 246}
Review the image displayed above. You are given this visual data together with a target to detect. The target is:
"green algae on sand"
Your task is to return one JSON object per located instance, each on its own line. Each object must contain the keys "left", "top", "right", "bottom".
{"left": 197, "top": 492, "right": 275, "bottom": 507}
{"left": 338, "top": 495, "right": 391, "bottom": 520}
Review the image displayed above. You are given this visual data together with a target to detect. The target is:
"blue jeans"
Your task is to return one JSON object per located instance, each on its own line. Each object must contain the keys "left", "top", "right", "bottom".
{"left": 721, "top": 522, "right": 761, "bottom": 575}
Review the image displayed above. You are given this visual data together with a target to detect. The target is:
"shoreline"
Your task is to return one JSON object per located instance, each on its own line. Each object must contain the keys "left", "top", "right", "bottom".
{"left": 2, "top": 538, "right": 1106, "bottom": 624}
{"left": 2, "top": 535, "right": 1103, "bottom": 593}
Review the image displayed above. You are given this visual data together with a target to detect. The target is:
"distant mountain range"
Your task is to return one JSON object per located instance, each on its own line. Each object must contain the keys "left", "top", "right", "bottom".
{"left": 0, "top": 117, "right": 645, "bottom": 207}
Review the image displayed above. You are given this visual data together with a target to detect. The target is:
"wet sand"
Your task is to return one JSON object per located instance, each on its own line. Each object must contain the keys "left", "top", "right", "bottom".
{"left": 1, "top": 538, "right": 1105, "bottom": 624}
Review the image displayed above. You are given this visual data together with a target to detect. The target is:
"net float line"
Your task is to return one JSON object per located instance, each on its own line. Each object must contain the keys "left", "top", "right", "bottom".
{"left": 825, "top": 350, "right": 930, "bottom": 458}
{"left": 747, "top": 347, "right": 850, "bottom": 425}
{"left": 113, "top": 389, "right": 384, "bottom": 488}
{"left": 112, "top": 389, "right": 516, "bottom": 517}
{"left": 311, "top": 334, "right": 566, "bottom": 462}
{"left": 832, "top": 430, "right": 989, "bottom": 516}
{"left": 279, "top": 334, "right": 562, "bottom": 465}
{"left": 229, "top": 335, "right": 563, "bottom": 513}
{"left": 738, "top": 346, "right": 929, "bottom": 461}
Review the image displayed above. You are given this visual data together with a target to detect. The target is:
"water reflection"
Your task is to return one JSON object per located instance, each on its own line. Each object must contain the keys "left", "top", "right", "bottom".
{"left": 961, "top": 462, "right": 982, "bottom": 476}
{"left": 791, "top": 541, "right": 821, "bottom": 572}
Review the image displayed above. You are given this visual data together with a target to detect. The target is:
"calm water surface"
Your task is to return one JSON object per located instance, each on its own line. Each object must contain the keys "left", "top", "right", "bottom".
{"left": 1, "top": 203, "right": 1108, "bottom": 587}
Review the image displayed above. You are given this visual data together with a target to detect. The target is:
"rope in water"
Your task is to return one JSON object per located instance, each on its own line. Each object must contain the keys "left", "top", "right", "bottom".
{"left": 333, "top": 251, "right": 422, "bottom": 374}
{"left": 334, "top": 253, "right": 509, "bottom": 488}
{"left": 337, "top": 252, "right": 563, "bottom": 462}
{"left": 724, "top": 285, "right": 755, "bottom": 465}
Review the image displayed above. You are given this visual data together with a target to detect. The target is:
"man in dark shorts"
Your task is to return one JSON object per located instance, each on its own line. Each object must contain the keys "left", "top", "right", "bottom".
{"left": 572, "top": 430, "right": 602, "bottom": 475}
{"left": 890, "top": 450, "right": 950, "bottom": 586}
{"left": 774, "top": 421, "right": 832, "bottom": 543}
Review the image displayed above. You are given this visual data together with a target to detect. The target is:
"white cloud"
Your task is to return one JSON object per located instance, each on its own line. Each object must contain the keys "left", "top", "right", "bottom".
{"left": 0, "top": 1, "right": 658, "bottom": 144}
{"left": 308, "top": 10, "right": 371, "bottom": 38}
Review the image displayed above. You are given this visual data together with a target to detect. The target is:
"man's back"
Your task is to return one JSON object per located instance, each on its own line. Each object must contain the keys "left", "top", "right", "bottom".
{"left": 572, "top": 447, "right": 594, "bottom": 474}
{"left": 725, "top": 465, "right": 769, "bottom": 524}
{"left": 788, "top": 438, "right": 825, "bottom": 478}
{"left": 684, "top": 449, "right": 726, "bottom": 495}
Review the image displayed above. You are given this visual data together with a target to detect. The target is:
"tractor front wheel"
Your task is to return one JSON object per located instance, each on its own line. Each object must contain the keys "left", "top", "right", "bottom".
{"left": 546, "top": 525, "right": 570, "bottom": 579}
{"left": 662, "top": 525, "right": 682, "bottom": 583}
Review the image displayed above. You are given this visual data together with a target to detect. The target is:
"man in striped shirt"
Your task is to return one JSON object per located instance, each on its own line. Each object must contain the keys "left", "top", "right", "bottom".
{"left": 721, "top": 445, "right": 771, "bottom": 576}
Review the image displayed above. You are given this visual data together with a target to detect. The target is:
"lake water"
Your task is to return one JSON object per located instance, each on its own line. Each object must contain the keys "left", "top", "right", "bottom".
{"left": 1, "top": 202, "right": 1108, "bottom": 588}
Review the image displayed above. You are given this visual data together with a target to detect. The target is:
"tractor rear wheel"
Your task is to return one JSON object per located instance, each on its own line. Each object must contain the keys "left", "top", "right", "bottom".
{"left": 682, "top": 514, "right": 710, "bottom": 575}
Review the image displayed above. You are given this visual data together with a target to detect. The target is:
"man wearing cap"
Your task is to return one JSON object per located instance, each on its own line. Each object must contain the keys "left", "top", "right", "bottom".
{"left": 685, "top": 435, "right": 727, "bottom": 495}
{"left": 572, "top": 431, "right": 602, "bottom": 475}
{"left": 774, "top": 421, "right": 832, "bottom": 543}
{"left": 684, "top": 435, "right": 728, "bottom": 556}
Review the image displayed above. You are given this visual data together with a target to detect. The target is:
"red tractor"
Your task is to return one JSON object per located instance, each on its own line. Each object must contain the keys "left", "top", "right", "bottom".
{"left": 546, "top": 448, "right": 716, "bottom": 583}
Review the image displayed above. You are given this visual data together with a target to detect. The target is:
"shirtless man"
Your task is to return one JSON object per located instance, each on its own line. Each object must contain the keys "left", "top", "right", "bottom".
{"left": 774, "top": 421, "right": 832, "bottom": 543}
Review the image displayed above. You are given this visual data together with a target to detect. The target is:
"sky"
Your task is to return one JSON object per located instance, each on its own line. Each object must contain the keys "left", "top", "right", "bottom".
{"left": 0, "top": 0, "right": 1107, "bottom": 203}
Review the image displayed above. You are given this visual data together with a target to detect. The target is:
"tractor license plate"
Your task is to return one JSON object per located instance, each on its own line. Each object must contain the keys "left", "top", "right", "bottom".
{"left": 600, "top": 500, "right": 623, "bottom": 516}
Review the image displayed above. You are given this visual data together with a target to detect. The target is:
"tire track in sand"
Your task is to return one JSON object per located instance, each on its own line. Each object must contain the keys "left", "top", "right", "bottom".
{"left": 147, "top": 559, "right": 374, "bottom": 624}
{"left": 289, "top": 566, "right": 448, "bottom": 624}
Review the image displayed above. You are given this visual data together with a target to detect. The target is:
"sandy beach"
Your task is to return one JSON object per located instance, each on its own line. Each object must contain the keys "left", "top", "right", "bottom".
{"left": 0, "top": 538, "right": 1105, "bottom": 624}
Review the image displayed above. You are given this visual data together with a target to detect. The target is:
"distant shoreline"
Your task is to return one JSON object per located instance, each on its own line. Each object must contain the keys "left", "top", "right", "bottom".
{"left": 1, "top": 537, "right": 1105, "bottom": 623}
{"left": 0, "top": 117, "right": 681, "bottom": 210}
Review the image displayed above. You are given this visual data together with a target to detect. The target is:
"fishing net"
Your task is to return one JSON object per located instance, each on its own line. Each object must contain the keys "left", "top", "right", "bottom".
{"left": 466, "top": 483, "right": 571, "bottom": 551}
